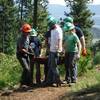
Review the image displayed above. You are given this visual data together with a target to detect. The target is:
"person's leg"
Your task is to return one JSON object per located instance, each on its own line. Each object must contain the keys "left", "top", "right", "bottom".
{"left": 45, "top": 53, "right": 54, "bottom": 84}
{"left": 69, "top": 53, "right": 77, "bottom": 83}
{"left": 29, "top": 55, "right": 34, "bottom": 85}
{"left": 44, "top": 61, "right": 49, "bottom": 82}
{"left": 17, "top": 55, "right": 31, "bottom": 86}
{"left": 65, "top": 53, "right": 71, "bottom": 83}
{"left": 73, "top": 63, "right": 77, "bottom": 82}
{"left": 50, "top": 52, "right": 61, "bottom": 84}
{"left": 36, "top": 62, "right": 41, "bottom": 84}
{"left": 33, "top": 48, "right": 41, "bottom": 84}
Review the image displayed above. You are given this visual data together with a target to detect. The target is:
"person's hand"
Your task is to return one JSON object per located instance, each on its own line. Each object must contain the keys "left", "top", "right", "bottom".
{"left": 82, "top": 48, "right": 87, "bottom": 56}
{"left": 27, "top": 52, "right": 34, "bottom": 56}
{"left": 57, "top": 50, "right": 64, "bottom": 56}
{"left": 75, "top": 53, "right": 80, "bottom": 60}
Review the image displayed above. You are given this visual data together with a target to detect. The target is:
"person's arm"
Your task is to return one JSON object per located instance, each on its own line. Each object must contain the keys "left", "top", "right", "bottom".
{"left": 74, "top": 34, "right": 81, "bottom": 58}
{"left": 76, "top": 26, "right": 87, "bottom": 56}
{"left": 80, "top": 36, "right": 87, "bottom": 56}
{"left": 58, "top": 39, "right": 62, "bottom": 52}
{"left": 80, "top": 35, "right": 85, "bottom": 50}
{"left": 57, "top": 28, "right": 63, "bottom": 52}
{"left": 21, "top": 48, "right": 29, "bottom": 54}
{"left": 77, "top": 40, "right": 81, "bottom": 56}
{"left": 21, "top": 37, "right": 34, "bottom": 55}
{"left": 18, "top": 41, "right": 29, "bottom": 54}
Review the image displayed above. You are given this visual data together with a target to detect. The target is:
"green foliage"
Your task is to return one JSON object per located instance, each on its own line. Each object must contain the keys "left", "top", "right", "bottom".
{"left": 0, "top": 0, "right": 49, "bottom": 55}
{"left": 78, "top": 49, "right": 93, "bottom": 76}
{"left": 0, "top": 0, "right": 17, "bottom": 54}
{"left": 0, "top": 53, "right": 22, "bottom": 89}
{"left": 93, "top": 52, "right": 100, "bottom": 65}
{"left": 71, "top": 69, "right": 100, "bottom": 93}
{"left": 37, "top": 0, "right": 48, "bottom": 39}
{"left": 91, "top": 40, "right": 100, "bottom": 65}
{"left": 58, "top": 64, "right": 66, "bottom": 77}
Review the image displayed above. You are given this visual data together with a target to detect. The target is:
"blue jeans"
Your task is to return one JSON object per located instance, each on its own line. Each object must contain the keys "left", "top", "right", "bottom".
{"left": 46, "top": 52, "right": 60, "bottom": 84}
{"left": 30, "top": 48, "right": 41, "bottom": 84}
{"left": 65, "top": 52, "right": 78, "bottom": 82}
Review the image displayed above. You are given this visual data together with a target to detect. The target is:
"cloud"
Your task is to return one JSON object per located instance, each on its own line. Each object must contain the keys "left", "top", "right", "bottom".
{"left": 48, "top": 0, "right": 66, "bottom": 6}
{"left": 48, "top": 0, "right": 100, "bottom": 5}
{"left": 92, "top": 0, "right": 100, "bottom": 5}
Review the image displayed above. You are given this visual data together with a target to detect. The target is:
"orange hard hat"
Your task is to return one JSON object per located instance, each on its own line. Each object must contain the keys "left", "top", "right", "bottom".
{"left": 21, "top": 23, "right": 32, "bottom": 33}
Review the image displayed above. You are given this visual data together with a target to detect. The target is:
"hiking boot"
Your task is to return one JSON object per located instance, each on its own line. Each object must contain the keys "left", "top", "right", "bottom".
{"left": 71, "top": 80, "right": 76, "bottom": 83}
{"left": 41, "top": 82, "right": 53, "bottom": 87}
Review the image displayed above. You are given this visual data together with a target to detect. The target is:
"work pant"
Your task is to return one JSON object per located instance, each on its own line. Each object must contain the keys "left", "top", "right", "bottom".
{"left": 46, "top": 52, "right": 60, "bottom": 84}
{"left": 44, "top": 61, "right": 49, "bottom": 82}
{"left": 65, "top": 52, "right": 77, "bottom": 83}
{"left": 43, "top": 49, "right": 49, "bottom": 82}
{"left": 30, "top": 48, "right": 41, "bottom": 84}
{"left": 17, "top": 54, "right": 32, "bottom": 86}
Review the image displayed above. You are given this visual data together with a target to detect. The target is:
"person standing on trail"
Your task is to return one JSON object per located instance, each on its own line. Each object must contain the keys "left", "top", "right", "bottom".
{"left": 16, "top": 23, "right": 33, "bottom": 87}
{"left": 44, "top": 16, "right": 63, "bottom": 86}
{"left": 62, "top": 17, "right": 87, "bottom": 83}
{"left": 29, "top": 29, "right": 42, "bottom": 85}
{"left": 63, "top": 22, "right": 81, "bottom": 84}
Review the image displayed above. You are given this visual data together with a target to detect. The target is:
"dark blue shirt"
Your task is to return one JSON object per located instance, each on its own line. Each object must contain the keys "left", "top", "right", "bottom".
{"left": 75, "top": 26, "right": 84, "bottom": 39}
{"left": 29, "top": 36, "right": 41, "bottom": 57}
{"left": 44, "top": 30, "right": 51, "bottom": 38}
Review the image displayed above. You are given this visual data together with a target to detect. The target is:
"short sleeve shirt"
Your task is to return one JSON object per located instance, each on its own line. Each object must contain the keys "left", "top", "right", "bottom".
{"left": 64, "top": 32, "right": 80, "bottom": 52}
{"left": 50, "top": 25, "right": 63, "bottom": 52}
{"left": 17, "top": 35, "right": 29, "bottom": 53}
{"left": 30, "top": 36, "right": 41, "bottom": 48}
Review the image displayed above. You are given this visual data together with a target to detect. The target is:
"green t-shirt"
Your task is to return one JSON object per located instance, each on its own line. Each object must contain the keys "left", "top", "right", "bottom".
{"left": 64, "top": 32, "right": 80, "bottom": 52}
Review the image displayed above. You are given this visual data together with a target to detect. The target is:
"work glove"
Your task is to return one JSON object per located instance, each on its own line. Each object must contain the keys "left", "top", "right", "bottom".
{"left": 82, "top": 48, "right": 87, "bottom": 56}
{"left": 57, "top": 48, "right": 64, "bottom": 56}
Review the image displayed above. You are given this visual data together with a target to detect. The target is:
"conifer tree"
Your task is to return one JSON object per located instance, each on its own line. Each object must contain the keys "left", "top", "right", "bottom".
{"left": 31, "top": 0, "right": 49, "bottom": 40}
{"left": 0, "top": 0, "right": 17, "bottom": 54}
{"left": 16, "top": 0, "right": 48, "bottom": 36}
{"left": 65, "top": 0, "right": 94, "bottom": 46}
{"left": 37, "top": 0, "right": 48, "bottom": 34}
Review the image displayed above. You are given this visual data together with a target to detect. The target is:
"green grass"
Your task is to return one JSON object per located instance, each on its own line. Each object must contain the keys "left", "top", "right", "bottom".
{"left": 61, "top": 68, "right": 100, "bottom": 100}
{"left": 71, "top": 68, "right": 100, "bottom": 92}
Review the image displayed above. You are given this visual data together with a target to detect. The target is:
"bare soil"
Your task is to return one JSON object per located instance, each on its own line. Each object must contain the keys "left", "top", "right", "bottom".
{"left": 0, "top": 84, "right": 70, "bottom": 100}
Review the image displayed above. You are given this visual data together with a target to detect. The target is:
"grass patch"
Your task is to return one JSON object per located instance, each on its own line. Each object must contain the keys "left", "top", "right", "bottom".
{"left": 61, "top": 68, "right": 100, "bottom": 100}
{"left": 72, "top": 69, "right": 100, "bottom": 92}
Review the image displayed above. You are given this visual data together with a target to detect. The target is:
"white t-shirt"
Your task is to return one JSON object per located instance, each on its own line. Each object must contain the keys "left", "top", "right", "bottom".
{"left": 50, "top": 24, "right": 63, "bottom": 52}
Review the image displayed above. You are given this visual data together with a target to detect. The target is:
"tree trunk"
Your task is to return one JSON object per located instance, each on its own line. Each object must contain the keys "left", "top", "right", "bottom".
{"left": 33, "top": 0, "right": 38, "bottom": 29}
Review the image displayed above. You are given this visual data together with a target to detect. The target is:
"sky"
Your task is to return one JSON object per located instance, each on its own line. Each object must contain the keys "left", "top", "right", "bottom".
{"left": 48, "top": 0, "right": 100, "bottom": 5}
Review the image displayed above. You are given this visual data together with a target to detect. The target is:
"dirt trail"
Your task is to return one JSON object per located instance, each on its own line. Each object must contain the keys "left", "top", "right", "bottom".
{"left": 0, "top": 85, "right": 70, "bottom": 100}
{"left": 1, "top": 68, "right": 100, "bottom": 100}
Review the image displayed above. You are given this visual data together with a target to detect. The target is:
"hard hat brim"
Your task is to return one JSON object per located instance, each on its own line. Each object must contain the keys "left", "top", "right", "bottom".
{"left": 24, "top": 29, "right": 32, "bottom": 33}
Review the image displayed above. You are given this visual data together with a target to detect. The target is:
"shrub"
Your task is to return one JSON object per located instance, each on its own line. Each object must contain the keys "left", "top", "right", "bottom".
{"left": 78, "top": 49, "right": 93, "bottom": 76}
{"left": 93, "top": 52, "right": 100, "bottom": 65}
{"left": 0, "top": 53, "right": 22, "bottom": 89}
